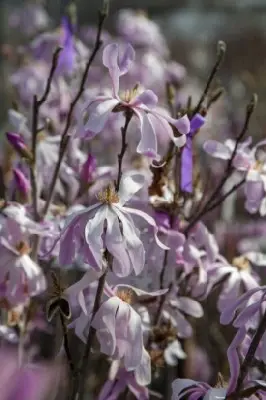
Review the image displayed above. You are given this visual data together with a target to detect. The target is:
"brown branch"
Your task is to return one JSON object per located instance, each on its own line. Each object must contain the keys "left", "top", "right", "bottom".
{"left": 42, "top": 7, "right": 107, "bottom": 218}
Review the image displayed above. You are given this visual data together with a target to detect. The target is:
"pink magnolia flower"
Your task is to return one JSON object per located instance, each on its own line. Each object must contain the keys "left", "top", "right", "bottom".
{"left": 171, "top": 327, "right": 262, "bottom": 399}
{"left": 162, "top": 287, "right": 203, "bottom": 338}
{"left": 0, "top": 218, "right": 46, "bottom": 307}
{"left": 79, "top": 43, "right": 190, "bottom": 160}
{"left": 116, "top": 9, "right": 169, "bottom": 56}
{"left": 204, "top": 137, "right": 266, "bottom": 215}
{"left": 207, "top": 254, "right": 260, "bottom": 312}
{"left": 59, "top": 172, "right": 169, "bottom": 275}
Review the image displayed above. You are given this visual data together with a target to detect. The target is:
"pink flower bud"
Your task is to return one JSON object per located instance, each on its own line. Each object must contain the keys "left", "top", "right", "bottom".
{"left": 80, "top": 154, "right": 96, "bottom": 184}
{"left": 6, "top": 132, "right": 33, "bottom": 162}
{"left": 13, "top": 168, "right": 30, "bottom": 200}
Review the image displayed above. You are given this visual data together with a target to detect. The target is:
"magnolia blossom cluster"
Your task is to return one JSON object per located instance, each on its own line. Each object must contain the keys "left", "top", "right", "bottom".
{"left": 0, "top": 1, "right": 266, "bottom": 400}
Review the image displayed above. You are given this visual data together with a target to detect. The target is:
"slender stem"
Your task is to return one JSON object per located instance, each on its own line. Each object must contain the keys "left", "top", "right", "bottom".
{"left": 115, "top": 110, "right": 133, "bottom": 191}
{"left": 42, "top": 8, "right": 107, "bottom": 217}
{"left": 193, "top": 41, "right": 226, "bottom": 116}
{"left": 60, "top": 313, "right": 75, "bottom": 373}
{"left": 185, "top": 94, "right": 257, "bottom": 234}
{"left": 30, "top": 48, "right": 62, "bottom": 260}
{"left": 185, "top": 178, "right": 245, "bottom": 233}
{"left": 76, "top": 270, "right": 107, "bottom": 400}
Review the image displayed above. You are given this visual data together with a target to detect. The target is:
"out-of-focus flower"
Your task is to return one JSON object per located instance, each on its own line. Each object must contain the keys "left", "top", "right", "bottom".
{"left": 0, "top": 349, "right": 65, "bottom": 400}
{"left": 8, "top": 3, "right": 50, "bottom": 36}
{"left": 116, "top": 9, "right": 169, "bottom": 56}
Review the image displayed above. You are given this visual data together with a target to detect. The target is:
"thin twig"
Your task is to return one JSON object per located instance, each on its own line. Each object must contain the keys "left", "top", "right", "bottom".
{"left": 30, "top": 48, "right": 62, "bottom": 259}
{"left": 42, "top": 8, "right": 107, "bottom": 217}
{"left": 185, "top": 94, "right": 257, "bottom": 234}
{"left": 193, "top": 41, "right": 226, "bottom": 116}
{"left": 60, "top": 313, "right": 75, "bottom": 373}
{"left": 116, "top": 110, "right": 133, "bottom": 191}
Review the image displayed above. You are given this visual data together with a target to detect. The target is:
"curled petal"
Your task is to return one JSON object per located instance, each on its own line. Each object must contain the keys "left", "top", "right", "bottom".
{"left": 203, "top": 140, "right": 232, "bottom": 160}
{"left": 103, "top": 43, "right": 135, "bottom": 96}
{"left": 130, "top": 90, "right": 158, "bottom": 108}
{"left": 118, "top": 171, "right": 145, "bottom": 206}
{"left": 173, "top": 114, "right": 190, "bottom": 135}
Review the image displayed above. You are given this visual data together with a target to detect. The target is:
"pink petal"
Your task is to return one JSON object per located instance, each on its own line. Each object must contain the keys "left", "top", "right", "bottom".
{"left": 130, "top": 89, "right": 158, "bottom": 108}
{"left": 176, "top": 297, "right": 204, "bottom": 318}
{"left": 203, "top": 140, "right": 232, "bottom": 160}
{"left": 173, "top": 114, "right": 190, "bottom": 135}
{"left": 102, "top": 43, "right": 135, "bottom": 96}
{"left": 82, "top": 97, "right": 119, "bottom": 134}
{"left": 122, "top": 206, "right": 170, "bottom": 250}
{"left": 117, "top": 171, "right": 145, "bottom": 206}
{"left": 135, "top": 111, "right": 159, "bottom": 159}
{"left": 124, "top": 308, "right": 143, "bottom": 369}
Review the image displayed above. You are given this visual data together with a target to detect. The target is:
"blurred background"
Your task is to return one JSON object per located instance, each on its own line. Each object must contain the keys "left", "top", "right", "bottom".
{"left": 1, "top": 0, "right": 266, "bottom": 134}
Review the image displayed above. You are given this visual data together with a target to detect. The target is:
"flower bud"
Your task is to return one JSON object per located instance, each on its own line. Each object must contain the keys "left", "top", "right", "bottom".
{"left": 13, "top": 168, "right": 31, "bottom": 202}
{"left": 6, "top": 132, "right": 33, "bottom": 163}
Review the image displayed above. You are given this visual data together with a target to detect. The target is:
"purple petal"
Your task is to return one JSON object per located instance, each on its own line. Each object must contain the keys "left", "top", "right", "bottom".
{"left": 130, "top": 89, "right": 158, "bottom": 108}
{"left": 173, "top": 114, "right": 190, "bottom": 135}
{"left": 190, "top": 113, "right": 206, "bottom": 133}
{"left": 181, "top": 138, "right": 193, "bottom": 193}
{"left": 135, "top": 111, "right": 159, "bottom": 160}
{"left": 203, "top": 140, "right": 232, "bottom": 160}
{"left": 82, "top": 97, "right": 119, "bottom": 134}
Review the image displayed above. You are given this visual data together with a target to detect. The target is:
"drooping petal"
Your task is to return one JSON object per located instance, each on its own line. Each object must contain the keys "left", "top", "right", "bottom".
{"left": 84, "top": 206, "right": 107, "bottom": 267}
{"left": 203, "top": 140, "right": 232, "bottom": 160}
{"left": 92, "top": 297, "right": 120, "bottom": 356}
{"left": 105, "top": 213, "right": 133, "bottom": 277}
{"left": 181, "top": 137, "right": 193, "bottom": 193}
{"left": 130, "top": 90, "right": 158, "bottom": 108}
{"left": 227, "top": 327, "right": 246, "bottom": 394}
{"left": 117, "top": 171, "right": 145, "bottom": 206}
{"left": 172, "top": 114, "right": 190, "bottom": 136}
{"left": 176, "top": 297, "right": 204, "bottom": 318}
{"left": 135, "top": 111, "right": 159, "bottom": 159}
{"left": 124, "top": 308, "right": 143, "bottom": 369}
{"left": 134, "top": 348, "right": 151, "bottom": 386}
{"left": 121, "top": 206, "right": 170, "bottom": 250}
{"left": 190, "top": 113, "right": 206, "bottom": 133}
{"left": 102, "top": 43, "right": 135, "bottom": 96}
{"left": 82, "top": 97, "right": 119, "bottom": 134}
{"left": 220, "top": 286, "right": 264, "bottom": 325}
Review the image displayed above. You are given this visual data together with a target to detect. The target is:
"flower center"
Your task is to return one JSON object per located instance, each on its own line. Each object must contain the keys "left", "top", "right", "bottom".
{"left": 253, "top": 160, "right": 264, "bottom": 172}
{"left": 96, "top": 185, "right": 119, "bottom": 204}
{"left": 232, "top": 255, "right": 250, "bottom": 271}
{"left": 117, "top": 289, "right": 133, "bottom": 304}
{"left": 15, "top": 241, "right": 31, "bottom": 255}
{"left": 120, "top": 84, "right": 140, "bottom": 103}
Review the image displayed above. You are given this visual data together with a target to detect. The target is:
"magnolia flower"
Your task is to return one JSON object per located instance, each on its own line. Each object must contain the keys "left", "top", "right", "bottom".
{"left": 116, "top": 9, "right": 169, "bottom": 56}
{"left": 0, "top": 234, "right": 46, "bottom": 307}
{"left": 163, "top": 288, "right": 204, "bottom": 338}
{"left": 171, "top": 326, "right": 261, "bottom": 399}
{"left": 204, "top": 137, "right": 266, "bottom": 215}
{"left": 79, "top": 43, "right": 190, "bottom": 160}
{"left": 207, "top": 254, "right": 259, "bottom": 312}
{"left": 59, "top": 172, "right": 169, "bottom": 275}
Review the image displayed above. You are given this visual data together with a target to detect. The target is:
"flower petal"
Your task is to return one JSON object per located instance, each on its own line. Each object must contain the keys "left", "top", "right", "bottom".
{"left": 135, "top": 111, "right": 159, "bottom": 159}
{"left": 130, "top": 90, "right": 158, "bottom": 108}
{"left": 203, "top": 140, "right": 232, "bottom": 160}
{"left": 118, "top": 171, "right": 145, "bottom": 206}
{"left": 81, "top": 97, "right": 119, "bottom": 134}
